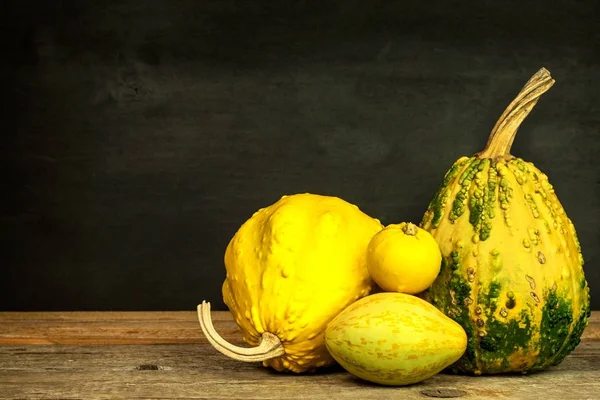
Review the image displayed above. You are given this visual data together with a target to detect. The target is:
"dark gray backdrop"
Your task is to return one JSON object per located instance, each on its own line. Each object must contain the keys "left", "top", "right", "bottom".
{"left": 2, "top": 1, "right": 598, "bottom": 311}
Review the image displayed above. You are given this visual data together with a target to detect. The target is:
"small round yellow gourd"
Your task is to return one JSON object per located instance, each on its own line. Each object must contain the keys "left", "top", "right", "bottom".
{"left": 367, "top": 222, "right": 442, "bottom": 294}
{"left": 198, "top": 193, "right": 383, "bottom": 373}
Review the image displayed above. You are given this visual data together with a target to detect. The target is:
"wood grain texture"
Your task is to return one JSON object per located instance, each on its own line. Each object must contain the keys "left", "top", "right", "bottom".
{"left": 1, "top": 311, "right": 599, "bottom": 346}
{"left": 0, "top": 342, "right": 599, "bottom": 399}
{"left": 0, "top": 312, "right": 599, "bottom": 399}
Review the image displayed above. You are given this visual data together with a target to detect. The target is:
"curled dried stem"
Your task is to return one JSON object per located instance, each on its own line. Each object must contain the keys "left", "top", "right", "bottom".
{"left": 197, "top": 301, "right": 285, "bottom": 362}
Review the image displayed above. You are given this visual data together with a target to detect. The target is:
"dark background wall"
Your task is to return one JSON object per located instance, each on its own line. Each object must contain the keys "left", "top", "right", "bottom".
{"left": 2, "top": 1, "right": 598, "bottom": 311}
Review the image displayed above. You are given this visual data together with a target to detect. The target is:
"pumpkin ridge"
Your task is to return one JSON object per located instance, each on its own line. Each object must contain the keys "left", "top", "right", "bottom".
{"left": 449, "top": 159, "right": 481, "bottom": 223}
{"left": 425, "top": 157, "right": 472, "bottom": 228}
{"left": 467, "top": 158, "right": 490, "bottom": 242}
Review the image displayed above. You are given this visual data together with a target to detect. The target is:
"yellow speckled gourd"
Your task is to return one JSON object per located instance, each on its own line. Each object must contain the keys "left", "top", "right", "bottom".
{"left": 325, "top": 292, "right": 467, "bottom": 386}
{"left": 198, "top": 193, "right": 383, "bottom": 373}
{"left": 419, "top": 68, "right": 591, "bottom": 375}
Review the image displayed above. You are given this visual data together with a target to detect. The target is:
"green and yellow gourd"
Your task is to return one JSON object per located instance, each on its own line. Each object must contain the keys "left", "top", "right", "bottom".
{"left": 419, "top": 68, "right": 591, "bottom": 375}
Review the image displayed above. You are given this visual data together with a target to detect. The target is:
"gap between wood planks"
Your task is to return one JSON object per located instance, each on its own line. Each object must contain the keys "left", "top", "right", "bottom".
{"left": 0, "top": 311, "right": 598, "bottom": 345}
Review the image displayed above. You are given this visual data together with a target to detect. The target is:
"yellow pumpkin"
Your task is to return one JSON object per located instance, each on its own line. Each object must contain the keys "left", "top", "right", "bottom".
{"left": 367, "top": 222, "right": 442, "bottom": 294}
{"left": 198, "top": 193, "right": 383, "bottom": 373}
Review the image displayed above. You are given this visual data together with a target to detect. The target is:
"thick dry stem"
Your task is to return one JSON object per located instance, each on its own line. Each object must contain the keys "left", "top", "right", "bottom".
{"left": 197, "top": 301, "right": 285, "bottom": 362}
{"left": 477, "top": 67, "right": 555, "bottom": 159}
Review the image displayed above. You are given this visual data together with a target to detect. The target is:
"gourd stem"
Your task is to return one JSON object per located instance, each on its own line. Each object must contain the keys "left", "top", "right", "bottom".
{"left": 477, "top": 67, "right": 555, "bottom": 159}
{"left": 197, "top": 301, "right": 285, "bottom": 362}
{"left": 402, "top": 222, "right": 418, "bottom": 236}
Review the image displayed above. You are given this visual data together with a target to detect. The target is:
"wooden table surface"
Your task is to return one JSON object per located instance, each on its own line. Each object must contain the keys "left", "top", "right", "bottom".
{"left": 1, "top": 311, "right": 599, "bottom": 400}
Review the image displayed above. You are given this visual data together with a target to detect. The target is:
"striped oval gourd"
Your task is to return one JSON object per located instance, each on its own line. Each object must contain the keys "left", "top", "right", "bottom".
{"left": 419, "top": 68, "right": 591, "bottom": 375}
{"left": 325, "top": 292, "right": 467, "bottom": 386}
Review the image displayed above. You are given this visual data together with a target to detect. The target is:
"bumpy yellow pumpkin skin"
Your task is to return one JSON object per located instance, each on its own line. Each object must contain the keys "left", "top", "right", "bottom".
{"left": 325, "top": 292, "right": 467, "bottom": 386}
{"left": 221, "top": 193, "right": 383, "bottom": 373}
{"left": 419, "top": 68, "right": 591, "bottom": 375}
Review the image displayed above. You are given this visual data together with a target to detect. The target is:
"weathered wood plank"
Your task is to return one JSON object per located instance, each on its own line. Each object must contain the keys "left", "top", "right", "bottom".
{"left": 1, "top": 311, "right": 598, "bottom": 345}
{"left": 0, "top": 311, "right": 232, "bottom": 345}
{"left": 0, "top": 312, "right": 599, "bottom": 399}
{"left": 0, "top": 343, "right": 598, "bottom": 399}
